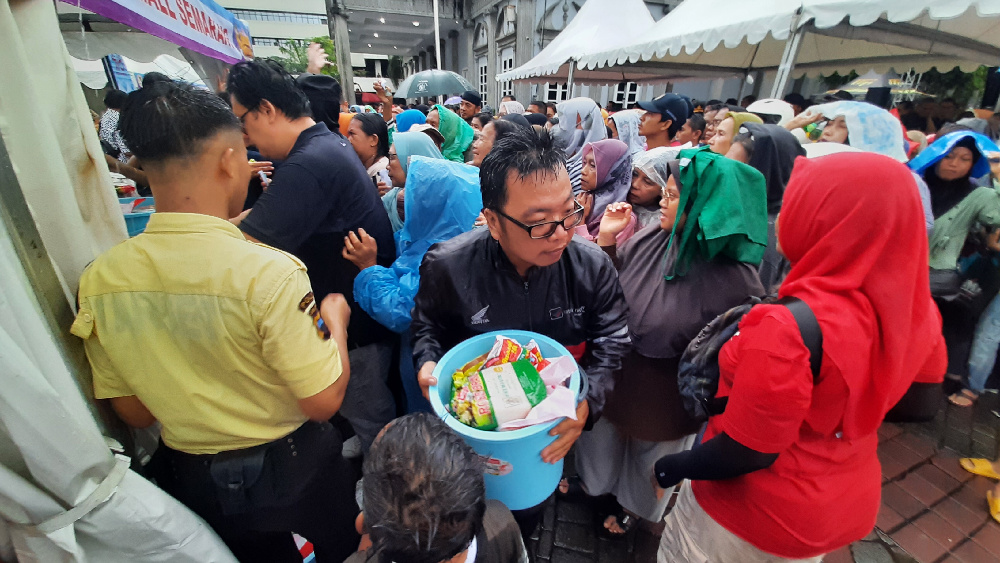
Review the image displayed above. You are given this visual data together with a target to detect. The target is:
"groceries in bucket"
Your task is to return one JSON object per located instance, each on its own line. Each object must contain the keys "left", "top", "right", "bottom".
{"left": 449, "top": 335, "right": 578, "bottom": 431}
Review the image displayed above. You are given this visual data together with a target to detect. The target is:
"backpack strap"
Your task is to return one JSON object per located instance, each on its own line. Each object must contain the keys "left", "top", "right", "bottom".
{"left": 775, "top": 296, "right": 823, "bottom": 379}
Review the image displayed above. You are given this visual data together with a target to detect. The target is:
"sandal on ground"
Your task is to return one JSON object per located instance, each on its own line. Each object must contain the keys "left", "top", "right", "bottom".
{"left": 989, "top": 490, "right": 1000, "bottom": 524}
{"left": 960, "top": 458, "right": 1000, "bottom": 480}
{"left": 948, "top": 389, "right": 979, "bottom": 407}
{"left": 600, "top": 508, "right": 636, "bottom": 538}
{"left": 557, "top": 475, "right": 586, "bottom": 499}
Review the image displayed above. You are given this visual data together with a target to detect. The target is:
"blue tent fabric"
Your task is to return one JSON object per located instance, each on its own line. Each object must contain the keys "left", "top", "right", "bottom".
{"left": 908, "top": 131, "right": 1000, "bottom": 179}
{"left": 355, "top": 156, "right": 483, "bottom": 333}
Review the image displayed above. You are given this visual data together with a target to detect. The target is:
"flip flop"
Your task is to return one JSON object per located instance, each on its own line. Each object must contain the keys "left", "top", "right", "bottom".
{"left": 960, "top": 458, "right": 1000, "bottom": 480}
{"left": 600, "top": 509, "right": 635, "bottom": 538}
{"left": 949, "top": 389, "right": 979, "bottom": 407}
{"left": 988, "top": 490, "right": 1000, "bottom": 524}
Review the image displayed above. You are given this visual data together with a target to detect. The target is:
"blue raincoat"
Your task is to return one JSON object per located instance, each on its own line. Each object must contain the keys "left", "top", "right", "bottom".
{"left": 908, "top": 131, "right": 1000, "bottom": 180}
{"left": 355, "top": 156, "right": 483, "bottom": 333}
{"left": 382, "top": 132, "right": 445, "bottom": 232}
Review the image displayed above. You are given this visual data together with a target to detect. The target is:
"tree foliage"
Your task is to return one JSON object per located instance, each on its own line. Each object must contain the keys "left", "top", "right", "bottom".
{"left": 818, "top": 70, "right": 859, "bottom": 91}
{"left": 269, "top": 37, "right": 339, "bottom": 79}
{"left": 387, "top": 56, "right": 404, "bottom": 83}
{"left": 917, "top": 66, "right": 989, "bottom": 106}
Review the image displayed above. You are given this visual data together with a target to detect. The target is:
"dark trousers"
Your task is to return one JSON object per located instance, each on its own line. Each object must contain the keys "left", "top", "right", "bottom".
{"left": 154, "top": 421, "right": 359, "bottom": 563}
{"left": 511, "top": 499, "right": 547, "bottom": 542}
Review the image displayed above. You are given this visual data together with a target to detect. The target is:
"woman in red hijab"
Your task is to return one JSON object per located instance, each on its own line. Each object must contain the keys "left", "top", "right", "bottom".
{"left": 652, "top": 153, "right": 946, "bottom": 562}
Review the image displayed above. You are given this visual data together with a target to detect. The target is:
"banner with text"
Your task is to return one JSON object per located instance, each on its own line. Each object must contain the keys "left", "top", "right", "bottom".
{"left": 61, "top": 0, "right": 254, "bottom": 64}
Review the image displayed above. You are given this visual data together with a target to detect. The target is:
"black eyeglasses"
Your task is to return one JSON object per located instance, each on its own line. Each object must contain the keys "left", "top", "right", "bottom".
{"left": 492, "top": 201, "right": 585, "bottom": 239}
{"left": 235, "top": 105, "right": 258, "bottom": 128}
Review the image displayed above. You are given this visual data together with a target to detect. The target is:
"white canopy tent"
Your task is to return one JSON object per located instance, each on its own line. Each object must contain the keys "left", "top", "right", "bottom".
{"left": 70, "top": 54, "right": 208, "bottom": 90}
{"left": 578, "top": 0, "right": 1000, "bottom": 97}
{"left": 60, "top": 25, "right": 229, "bottom": 92}
{"left": 494, "top": 0, "right": 664, "bottom": 89}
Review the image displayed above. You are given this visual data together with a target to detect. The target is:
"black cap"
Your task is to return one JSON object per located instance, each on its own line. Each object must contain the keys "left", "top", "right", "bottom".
{"left": 461, "top": 90, "right": 482, "bottom": 107}
{"left": 524, "top": 112, "right": 548, "bottom": 126}
{"left": 296, "top": 73, "right": 343, "bottom": 134}
{"left": 636, "top": 93, "right": 693, "bottom": 124}
{"left": 501, "top": 113, "right": 531, "bottom": 129}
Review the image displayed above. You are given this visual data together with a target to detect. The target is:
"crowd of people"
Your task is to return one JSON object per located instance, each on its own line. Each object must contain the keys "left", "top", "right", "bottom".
{"left": 82, "top": 55, "right": 1000, "bottom": 563}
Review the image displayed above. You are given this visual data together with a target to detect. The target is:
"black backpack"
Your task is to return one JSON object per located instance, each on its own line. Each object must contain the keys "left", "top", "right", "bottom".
{"left": 677, "top": 296, "right": 823, "bottom": 423}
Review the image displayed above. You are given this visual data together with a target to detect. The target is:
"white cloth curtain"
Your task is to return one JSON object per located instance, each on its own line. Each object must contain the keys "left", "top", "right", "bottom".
{"left": 0, "top": 0, "right": 237, "bottom": 560}
{"left": 0, "top": 213, "right": 237, "bottom": 562}
{"left": 1, "top": 0, "right": 127, "bottom": 303}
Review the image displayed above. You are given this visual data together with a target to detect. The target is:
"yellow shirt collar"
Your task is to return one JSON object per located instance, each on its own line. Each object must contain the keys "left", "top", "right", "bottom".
{"left": 143, "top": 212, "right": 246, "bottom": 239}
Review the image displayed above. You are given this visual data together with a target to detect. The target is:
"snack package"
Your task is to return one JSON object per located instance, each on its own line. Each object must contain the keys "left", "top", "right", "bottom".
{"left": 451, "top": 359, "right": 547, "bottom": 430}
{"left": 483, "top": 336, "right": 524, "bottom": 368}
{"left": 523, "top": 339, "right": 550, "bottom": 371}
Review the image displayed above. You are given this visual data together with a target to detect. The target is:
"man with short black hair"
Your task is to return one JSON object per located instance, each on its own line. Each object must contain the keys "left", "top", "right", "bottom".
{"left": 636, "top": 93, "right": 694, "bottom": 149}
{"left": 501, "top": 94, "right": 516, "bottom": 103}
{"left": 783, "top": 92, "right": 807, "bottom": 116}
{"left": 675, "top": 113, "right": 706, "bottom": 146}
{"left": 460, "top": 90, "right": 483, "bottom": 121}
{"left": 74, "top": 81, "right": 359, "bottom": 562}
{"left": 347, "top": 413, "right": 528, "bottom": 563}
{"left": 227, "top": 59, "right": 397, "bottom": 454}
{"left": 526, "top": 100, "right": 547, "bottom": 115}
{"left": 411, "top": 127, "right": 630, "bottom": 537}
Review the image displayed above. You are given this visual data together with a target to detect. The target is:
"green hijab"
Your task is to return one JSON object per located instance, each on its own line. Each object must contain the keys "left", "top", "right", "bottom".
{"left": 433, "top": 104, "right": 475, "bottom": 162}
{"left": 664, "top": 146, "right": 768, "bottom": 280}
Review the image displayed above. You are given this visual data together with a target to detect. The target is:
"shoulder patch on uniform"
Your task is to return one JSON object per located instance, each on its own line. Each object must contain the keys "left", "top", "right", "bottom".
{"left": 300, "top": 292, "right": 331, "bottom": 340}
{"left": 251, "top": 242, "right": 308, "bottom": 271}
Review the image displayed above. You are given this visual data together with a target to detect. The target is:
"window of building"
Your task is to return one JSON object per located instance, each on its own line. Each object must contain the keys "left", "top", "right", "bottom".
{"left": 252, "top": 37, "right": 294, "bottom": 47}
{"left": 545, "top": 82, "right": 569, "bottom": 103}
{"left": 613, "top": 82, "right": 640, "bottom": 107}
{"left": 230, "top": 9, "right": 327, "bottom": 25}
{"left": 500, "top": 47, "right": 515, "bottom": 98}
{"left": 496, "top": 5, "right": 516, "bottom": 38}
{"left": 477, "top": 56, "right": 488, "bottom": 103}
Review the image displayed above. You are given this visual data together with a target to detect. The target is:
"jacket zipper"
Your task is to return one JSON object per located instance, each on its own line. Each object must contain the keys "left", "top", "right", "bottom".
{"left": 523, "top": 281, "right": 532, "bottom": 331}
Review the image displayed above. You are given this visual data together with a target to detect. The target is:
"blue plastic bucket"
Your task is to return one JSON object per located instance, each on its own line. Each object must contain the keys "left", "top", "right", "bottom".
{"left": 119, "top": 197, "right": 155, "bottom": 237}
{"left": 429, "top": 330, "right": 580, "bottom": 510}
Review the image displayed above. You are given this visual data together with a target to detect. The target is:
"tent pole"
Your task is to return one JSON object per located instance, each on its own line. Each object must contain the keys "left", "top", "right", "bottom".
{"left": 567, "top": 58, "right": 575, "bottom": 99}
{"left": 770, "top": 11, "right": 805, "bottom": 99}
{"left": 433, "top": 0, "right": 442, "bottom": 72}
{"left": 433, "top": 0, "right": 443, "bottom": 103}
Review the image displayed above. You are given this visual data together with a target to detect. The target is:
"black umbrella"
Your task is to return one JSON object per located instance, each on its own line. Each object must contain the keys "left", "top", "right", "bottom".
{"left": 394, "top": 69, "right": 477, "bottom": 99}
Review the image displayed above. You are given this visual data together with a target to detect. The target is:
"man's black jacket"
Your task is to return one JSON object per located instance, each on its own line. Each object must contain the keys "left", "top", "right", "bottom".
{"left": 411, "top": 228, "right": 631, "bottom": 423}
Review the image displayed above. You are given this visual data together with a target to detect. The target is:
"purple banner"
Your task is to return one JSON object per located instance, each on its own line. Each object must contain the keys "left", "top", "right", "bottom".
{"left": 62, "top": 0, "right": 253, "bottom": 64}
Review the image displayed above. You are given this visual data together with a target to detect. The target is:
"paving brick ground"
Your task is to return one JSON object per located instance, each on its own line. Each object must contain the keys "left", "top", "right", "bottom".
{"left": 529, "top": 391, "right": 1000, "bottom": 562}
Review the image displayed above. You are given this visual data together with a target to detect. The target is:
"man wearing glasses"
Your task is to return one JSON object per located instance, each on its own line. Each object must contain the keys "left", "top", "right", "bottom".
{"left": 227, "top": 60, "right": 398, "bottom": 456}
{"left": 410, "top": 127, "right": 631, "bottom": 537}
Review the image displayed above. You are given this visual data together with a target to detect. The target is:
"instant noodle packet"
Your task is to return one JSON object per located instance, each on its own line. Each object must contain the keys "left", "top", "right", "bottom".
{"left": 450, "top": 359, "right": 547, "bottom": 430}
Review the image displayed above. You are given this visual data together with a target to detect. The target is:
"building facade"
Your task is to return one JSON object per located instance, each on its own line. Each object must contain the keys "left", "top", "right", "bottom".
{"left": 384, "top": 0, "right": 692, "bottom": 108}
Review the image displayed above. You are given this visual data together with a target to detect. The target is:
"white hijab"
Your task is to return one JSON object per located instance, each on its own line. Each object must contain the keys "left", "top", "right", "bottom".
{"left": 610, "top": 110, "right": 646, "bottom": 156}
{"left": 552, "top": 97, "right": 607, "bottom": 163}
